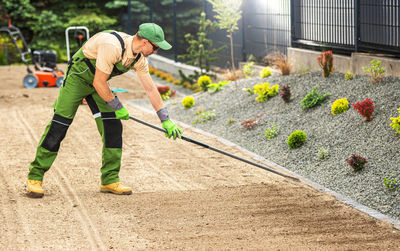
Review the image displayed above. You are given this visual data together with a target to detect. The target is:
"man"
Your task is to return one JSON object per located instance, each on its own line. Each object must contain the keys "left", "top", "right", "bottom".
{"left": 26, "top": 23, "right": 182, "bottom": 198}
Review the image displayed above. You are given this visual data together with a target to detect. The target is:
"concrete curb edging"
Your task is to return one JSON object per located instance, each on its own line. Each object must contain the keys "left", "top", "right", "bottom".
{"left": 128, "top": 101, "right": 400, "bottom": 231}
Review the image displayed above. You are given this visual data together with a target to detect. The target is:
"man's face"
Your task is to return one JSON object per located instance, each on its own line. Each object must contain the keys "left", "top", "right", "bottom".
{"left": 143, "top": 39, "right": 159, "bottom": 57}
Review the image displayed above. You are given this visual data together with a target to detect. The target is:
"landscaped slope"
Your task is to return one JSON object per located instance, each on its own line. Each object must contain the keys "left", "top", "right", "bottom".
{"left": 166, "top": 71, "right": 400, "bottom": 221}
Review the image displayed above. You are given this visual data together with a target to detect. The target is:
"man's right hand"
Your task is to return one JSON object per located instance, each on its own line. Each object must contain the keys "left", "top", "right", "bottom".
{"left": 115, "top": 107, "right": 130, "bottom": 120}
{"left": 106, "top": 96, "right": 129, "bottom": 120}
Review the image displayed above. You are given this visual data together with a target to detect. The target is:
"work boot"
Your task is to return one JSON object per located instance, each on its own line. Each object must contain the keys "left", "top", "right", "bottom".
{"left": 100, "top": 182, "right": 132, "bottom": 195}
{"left": 26, "top": 179, "right": 44, "bottom": 198}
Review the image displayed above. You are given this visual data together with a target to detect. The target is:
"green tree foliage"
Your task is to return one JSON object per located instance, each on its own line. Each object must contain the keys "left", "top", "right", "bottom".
{"left": 178, "top": 12, "right": 226, "bottom": 74}
{"left": 207, "top": 0, "right": 242, "bottom": 72}
{"left": 0, "top": 0, "right": 204, "bottom": 64}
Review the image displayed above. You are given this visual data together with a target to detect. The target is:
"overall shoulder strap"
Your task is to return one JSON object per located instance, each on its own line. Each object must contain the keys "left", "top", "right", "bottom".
{"left": 110, "top": 31, "right": 125, "bottom": 58}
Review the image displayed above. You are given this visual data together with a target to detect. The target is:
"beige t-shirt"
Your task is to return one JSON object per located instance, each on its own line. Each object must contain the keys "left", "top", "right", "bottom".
{"left": 82, "top": 31, "right": 149, "bottom": 76}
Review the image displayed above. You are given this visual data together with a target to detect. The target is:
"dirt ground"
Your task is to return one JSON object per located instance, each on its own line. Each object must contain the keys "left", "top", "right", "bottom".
{"left": 1, "top": 64, "right": 400, "bottom": 250}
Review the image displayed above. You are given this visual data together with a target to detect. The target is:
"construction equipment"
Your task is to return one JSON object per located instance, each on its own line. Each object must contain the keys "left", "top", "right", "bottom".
{"left": 0, "top": 25, "right": 64, "bottom": 88}
{"left": 129, "top": 116, "right": 300, "bottom": 182}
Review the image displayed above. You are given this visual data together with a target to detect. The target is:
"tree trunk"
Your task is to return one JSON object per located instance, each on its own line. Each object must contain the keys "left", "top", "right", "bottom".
{"left": 230, "top": 31, "right": 235, "bottom": 71}
{"left": 230, "top": 31, "right": 236, "bottom": 79}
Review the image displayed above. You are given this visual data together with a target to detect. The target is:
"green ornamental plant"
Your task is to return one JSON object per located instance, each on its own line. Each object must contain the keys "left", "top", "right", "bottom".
{"left": 317, "top": 147, "right": 329, "bottom": 160}
{"left": 192, "top": 109, "right": 216, "bottom": 124}
{"left": 344, "top": 70, "right": 354, "bottom": 80}
{"left": 178, "top": 11, "right": 226, "bottom": 85}
{"left": 207, "top": 80, "right": 230, "bottom": 93}
{"left": 331, "top": 98, "right": 349, "bottom": 115}
{"left": 197, "top": 75, "right": 212, "bottom": 91}
{"left": 287, "top": 130, "right": 307, "bottom": 149}
{"left": 301, "top": 86, "right": 331, "bottom": 109}
{"left": 208, "top": 0, "right": 242, "bottom": 75}
{"left": 182, "top": 96, "right": 195, "bottom": 109}
{"left": 253, "top": 83, "right": 279, "bottom": 102}
{"left": 243, "top": 61, "right": 255, "bottom": 78}
{"left": 390, "top": 107, "right": 400, "bottom": 134}
{"left": 384, "top": 172, "right": 399, "bottom": 191}
{"left": 260, "top": 66, "right": 272, "bottom": 78}
{"left": 362, "top": 60, "right": 385, "bottom": 83}
{"left": 264, "top": 122, "right": 279, "bottom": 140}
{"left": 226, "top": 117, "right": 235, "bottom": 125}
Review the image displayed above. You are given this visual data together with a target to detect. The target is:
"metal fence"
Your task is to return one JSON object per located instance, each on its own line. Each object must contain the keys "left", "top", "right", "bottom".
{"left": 205, "top": 0, "right": 400, "bottom": 68}
{"left": 291, "top": 0, "right": 400, "bottom": 55}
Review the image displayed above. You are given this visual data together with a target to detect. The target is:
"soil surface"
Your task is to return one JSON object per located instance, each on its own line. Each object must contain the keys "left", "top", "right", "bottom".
{"left": 1, "top": 64, "right": 400, "bottom": 250}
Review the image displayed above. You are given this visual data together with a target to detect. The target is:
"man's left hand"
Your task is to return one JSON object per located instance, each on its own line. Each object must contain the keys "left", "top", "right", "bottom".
{"left": 162, "top": 119, "right": 182, "bottom": 140}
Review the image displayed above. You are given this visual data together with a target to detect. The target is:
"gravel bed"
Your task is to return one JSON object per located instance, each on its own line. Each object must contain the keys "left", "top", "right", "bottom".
{"left": 165, "top": 71, "right": 400, "bottom": 221}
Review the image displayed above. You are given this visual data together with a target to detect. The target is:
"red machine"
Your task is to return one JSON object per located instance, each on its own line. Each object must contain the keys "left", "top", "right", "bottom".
{"left": 0, "top": 25, "right": 64, "bottom": 88}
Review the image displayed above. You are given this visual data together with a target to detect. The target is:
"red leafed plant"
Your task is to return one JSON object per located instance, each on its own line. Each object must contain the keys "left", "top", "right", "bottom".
{"left": 317, "top": 51, "right": 334, "bottom": 78}
{"left": 346, "top": 154, "right": 368, "bottom": 172}
{"left": 157, "top": 86, "right": 170, "bottom": 95}
{"left": 241, "top": 119, "right": 257, "bottom": 130}
{"left": 240, "top": 113, "right": 264, "bottom": 130}
{"left": 279, "top": 84, "right": 291, "bottom": 103}
{"left": 352, "top": 98, "right": 374, "bottom": 121}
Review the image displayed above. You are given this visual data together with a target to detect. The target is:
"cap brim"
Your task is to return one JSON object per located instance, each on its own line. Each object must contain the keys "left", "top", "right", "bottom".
{"left": 155, "top": 40, "right": 172, "bottom": 50}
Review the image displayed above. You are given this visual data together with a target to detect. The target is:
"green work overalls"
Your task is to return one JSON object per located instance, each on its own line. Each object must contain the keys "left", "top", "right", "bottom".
{"left": 28, "top": 31, "right": 141, "bottom": 185}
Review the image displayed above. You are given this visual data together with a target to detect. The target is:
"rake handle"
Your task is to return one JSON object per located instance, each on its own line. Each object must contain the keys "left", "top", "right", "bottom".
{"left": 129, "top": 116, "right": 299, "bottom": 182}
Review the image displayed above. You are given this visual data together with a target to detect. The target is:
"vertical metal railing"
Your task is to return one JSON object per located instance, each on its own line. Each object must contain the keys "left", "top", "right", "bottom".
{"left": 291, "top": 0, "right": 400, "bottom": 55}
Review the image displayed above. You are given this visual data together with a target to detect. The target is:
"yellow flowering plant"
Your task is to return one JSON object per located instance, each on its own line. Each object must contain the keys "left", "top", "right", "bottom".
{"left": 260, "top": 66, "right": 272, "bottom": 78}
{"left": 390, "top": 107, "right": 400, "bottom": 134}
{"left": 331, "top": 98, "right": 349, "bottom": 115}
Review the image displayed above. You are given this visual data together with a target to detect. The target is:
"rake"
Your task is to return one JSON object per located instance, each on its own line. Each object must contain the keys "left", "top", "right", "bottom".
{"left": 129, "top": 116, "right": 300, "bottom": 182}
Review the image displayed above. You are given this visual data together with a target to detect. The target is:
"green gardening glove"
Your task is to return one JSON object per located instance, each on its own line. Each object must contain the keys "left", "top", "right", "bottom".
{"left": 115, "top": 107, "right": 130, "bottom": 120}
{"left": 162, "top": 119, "right": 182, "bottom": 140}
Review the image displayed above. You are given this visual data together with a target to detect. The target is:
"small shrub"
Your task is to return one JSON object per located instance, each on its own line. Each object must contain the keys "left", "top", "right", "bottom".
{"left": 173, "top": 79, "right": 181, "bottom": 85}
{"left": 317, "top": 51, "right": 334, "bottom": 78}
{"left": 344, "top": 70, "right": 354, "bottom": 80}
{"left": 207, "top": 80, "right": 230, "bottom": 93}
{"left": 260, "top": 66, "right": 272, "bottom": 78}
{"left": 197, "top": 75, "right": 212, "bottom": 91}
{"left": 301, "top": 86, "right": 331, "bottom": 109}
{"left": 384, "top": 172, "right": 399, "bottom": 191}
{"left": 287, "top": 130, "right": 307, "bottom": 149}
{"left": 264, "top": 122, "right": 279, "bottom": 140}
{"left": 243, "top": 61, "right": 255, "bottom": 78}
{"left": 264, "top": 52, "right": 291, "bottom": 75}
{"left": 389, "top": 107, "right": 400, "bottom": 134}
{"left": 253, "top": 82, "right": 279, "bottom": 103}
{"left": 316, "top": 147, "right": 329, "bottom": 160}
{"left": 362, "top": 60, "right": 385, "bottom": 83}
{"left": 243, "top": 88, "right": 254, "bottom": 94}
{"left": 241, "top": 113, "right": 264, "bottom": 130}
{"left": 154, "top": 70, "right": 162, "bottom": 78}
{"left": 346, "top": 154, "right": 367, "bottom": 172}
{"left": 192, "top": 109, "right": 216, "bottom": 124}
{"left": 331, "top": 98, "right": 349, "bottom": 115}
{"left": 149, "top": 66, "right": 156, "bottom": 75}
{"left": 279, "top": 84, "right": 291, "bottom": 103}
{"left": 352, "top": 98, "right": 374, "bottom": 121}
{"left": 226, "top": 117, "right": 235, "bottom": 125}
{"left": 241, "top": 119, "right": 258, "bottom": 130}
{"left": 157, "top": 86, "right": 171, "bottom": 101}
{"left": 182, "top": 96, "right": 195, "bottom": 108}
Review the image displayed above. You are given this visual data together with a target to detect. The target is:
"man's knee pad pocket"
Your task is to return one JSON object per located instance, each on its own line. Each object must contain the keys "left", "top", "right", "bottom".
{"left": 102, "top": 112, "right": 122, "bottom": 148}
{"left": 41, "top": 114, "right": 73, "bottom": 152}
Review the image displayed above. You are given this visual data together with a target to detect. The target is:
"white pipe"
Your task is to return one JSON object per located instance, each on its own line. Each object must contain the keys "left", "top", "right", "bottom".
{"left": 65, "top": 26, "right": 90, "bottom": 61}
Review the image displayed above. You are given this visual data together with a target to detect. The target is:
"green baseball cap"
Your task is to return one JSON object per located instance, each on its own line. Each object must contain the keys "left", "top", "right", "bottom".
{"left": 138, "top": 23, "right": 172, "bottom": 50}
